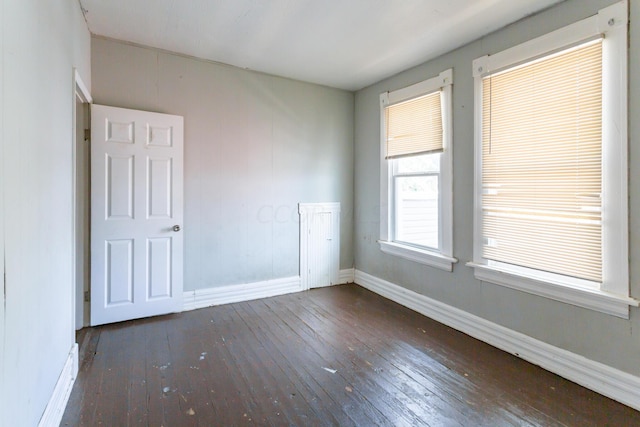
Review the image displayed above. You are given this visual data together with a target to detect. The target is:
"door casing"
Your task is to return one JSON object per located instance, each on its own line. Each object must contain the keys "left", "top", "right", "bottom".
{"left": 72, "top": 70, "right": 92, "bottom": 330}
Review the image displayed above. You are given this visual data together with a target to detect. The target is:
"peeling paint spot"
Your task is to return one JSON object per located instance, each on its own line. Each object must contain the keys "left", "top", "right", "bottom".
{"left": 186, "top": 408, "right": 195, "bottom": 416}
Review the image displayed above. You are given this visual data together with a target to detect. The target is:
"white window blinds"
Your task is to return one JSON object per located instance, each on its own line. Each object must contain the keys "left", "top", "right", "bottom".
{"left": 384, "top": 91, "right": 443, "bottom": 159}
{"left": 481, "top": 40, "right": 603, "bottom": 282}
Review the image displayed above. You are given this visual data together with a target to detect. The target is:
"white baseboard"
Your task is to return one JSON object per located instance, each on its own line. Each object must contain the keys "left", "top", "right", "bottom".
{"left": 183, "top": 276, "right": 302, "bottom": 311}
{"left": 354, "top": 269, "right": 640, "bottom": 412}
{"left": 183, "top": 269, "right": 355, "bottom": 310}
{"left": 38, "top": 343, "right": 78, "bottom": 427}
{"left": 310, "top": 268, "right": 355, "bottom": 289}
{"left": 338, "top": 268, "right": 355, "bottom": 285}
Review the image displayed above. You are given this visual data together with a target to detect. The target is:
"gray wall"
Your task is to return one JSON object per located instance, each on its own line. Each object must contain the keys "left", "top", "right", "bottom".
{"left": 91, "top": 38, "right": 354, "bottom": 290}
{"left": 354, "top": 0, "right": 640, "bottom": 376}
{"left": 0, "top": 0, "right": 91, "bottom": 424}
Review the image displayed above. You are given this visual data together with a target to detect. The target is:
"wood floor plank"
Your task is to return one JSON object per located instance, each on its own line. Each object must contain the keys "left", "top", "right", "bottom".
{"left": 305, "top": 287, "right": 545, "bottom": 425}
{"left": 242, "top": 298, "right": 359, "bottom": 426}
{"left": 62, "top": 284, "right": 640, "bottom": 426}
{"left": 216, "top": 303, "right": 294, "bottom": 426}
{"left": 91, "top": 323, "right": 132, "bottom": 425}
{"left": 310, "top": 285, "right": 638, "bottom": 426}
{"left": 229, "top": 303, "right": 328, "bottom": 425}
{"left": 288, "top": 296, "right": 492, "bottom": 426}
{"left": 247, "top": 297, "right": 393, "bottom": 426}
{"left": 123, "top": 318, "right": 148, "bottom": 426}
{"left": 186, "top": 303, "right": 268, "bottom": 425}
{"left": 163, "top": 314, "right": 216, "bottom": 425}
{"left": 260, "top": 294, "right": 449, "bottom": 426}
{"left": 308, "top": 286, "right": 546, "bottom": 425}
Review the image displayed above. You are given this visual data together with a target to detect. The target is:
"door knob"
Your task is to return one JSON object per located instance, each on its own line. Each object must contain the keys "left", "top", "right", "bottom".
{"left": 173, "top": 225, "right": 181, "bottom": 232}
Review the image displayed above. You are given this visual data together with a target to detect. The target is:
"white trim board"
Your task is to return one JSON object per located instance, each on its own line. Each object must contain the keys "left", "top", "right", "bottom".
{"left": 38, "top": 344, "right": 78, "bottom": 427}
{"left": 312, "top": 268, "right": 355, "bottom": 288}
{"left": 183, "top": 269, "right": 355, "bottom": 311}
{"left": 337, "top": 268, "right": 355, "bottom": 285}
{"left": 183, "top": 276, "right": 302, "bottom": 311}
{"left": 354, "top": 269, "right": 640, "bottom": 412}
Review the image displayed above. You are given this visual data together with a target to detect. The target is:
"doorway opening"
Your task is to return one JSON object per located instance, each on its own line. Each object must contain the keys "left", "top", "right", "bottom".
{"left": 73, "top": 70, "right": 92, "bottom": 330}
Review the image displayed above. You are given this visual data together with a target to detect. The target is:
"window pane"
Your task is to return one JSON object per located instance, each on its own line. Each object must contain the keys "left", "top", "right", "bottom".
{"left": 395, "top": 175, "right": 439, "bottom": 249}
{"left": 396, "top": 153, "right": 440, "bottom": 174}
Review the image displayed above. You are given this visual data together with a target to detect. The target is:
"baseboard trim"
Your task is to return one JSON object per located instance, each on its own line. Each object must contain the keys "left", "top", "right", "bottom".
{"left": 183, "top": 276, "right": 302, "bottom": 311}
{"left": 310, "top": 268, "right": 355, "bottom": 289}
{"left": 38, "top": 343, "right": 78, "bottom": 427}
{"left": 354, "top": 269, "right": 640, "bottom": 412}
{"left": 184, "top": 269, "right": 356, "bottom": 311}
{"left": 338, "top": 268, "right": 355, "bottom": 285}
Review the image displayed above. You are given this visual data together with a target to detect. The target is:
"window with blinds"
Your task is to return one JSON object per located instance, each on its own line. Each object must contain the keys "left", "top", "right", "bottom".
{"left": 384, "top": 91, "right": 443, "bottom": 159}
{"left": 379, "top": 69, "right": 456, "bottom": 271}
{"left": 481, "top": 39, "right": 603, "bottom": 283}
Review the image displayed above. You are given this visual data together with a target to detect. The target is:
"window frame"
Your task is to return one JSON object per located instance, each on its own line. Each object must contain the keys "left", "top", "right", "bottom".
{"left": 468, "top": 0, "right": 638, "bottom": 318}
{"left": 379, "top": 69, "right": 457, "bottom": 272}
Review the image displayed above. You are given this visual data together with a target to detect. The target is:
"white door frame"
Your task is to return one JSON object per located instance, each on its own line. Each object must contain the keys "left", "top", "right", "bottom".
{"left": 0, "top": 8, "right": 5, "bottom": 409}
{"left": 72, "top": 70, "right": 92, "bottom": 332}
{"left": 299, "top": 202, "right": 341, "bottom": 290}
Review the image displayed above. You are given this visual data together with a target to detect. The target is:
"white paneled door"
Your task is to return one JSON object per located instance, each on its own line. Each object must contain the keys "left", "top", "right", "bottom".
{"left": 91, "top": 105, "right": 184, "bottom": 326}
{"left": 309, "top": 212, "right": 332, "bottom": 288}
{"left": 299, "top": 203, "right": 340, "bottom": 290}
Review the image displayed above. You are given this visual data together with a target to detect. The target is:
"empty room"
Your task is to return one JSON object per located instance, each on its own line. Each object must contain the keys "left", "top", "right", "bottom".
{"left": 2, "top": 0, "right": 640, "bottom": 425}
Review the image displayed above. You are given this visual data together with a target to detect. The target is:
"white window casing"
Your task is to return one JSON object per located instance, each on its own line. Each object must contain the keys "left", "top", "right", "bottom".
{"left": 468, "top": 1, "right": 638, "bottom": 318}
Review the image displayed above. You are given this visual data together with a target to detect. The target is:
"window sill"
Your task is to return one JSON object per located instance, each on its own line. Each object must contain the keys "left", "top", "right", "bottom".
{"left": 379, "top": 241, "right": 457, "bottom": 272}
{"left": 467, "top": 262, "right": 639, "bottom": 319}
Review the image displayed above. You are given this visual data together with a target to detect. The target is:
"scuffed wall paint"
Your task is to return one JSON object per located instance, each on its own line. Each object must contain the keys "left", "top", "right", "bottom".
{"left": 0, "top": 0, "right": 91, "bottom": 425}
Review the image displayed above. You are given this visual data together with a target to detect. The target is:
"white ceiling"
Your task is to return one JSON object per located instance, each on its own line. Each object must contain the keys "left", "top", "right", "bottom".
{"left": 79, "top": 0, "right": 563, "bottom": 91}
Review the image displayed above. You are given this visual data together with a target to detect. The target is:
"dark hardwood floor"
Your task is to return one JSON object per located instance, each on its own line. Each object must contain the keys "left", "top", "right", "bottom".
{"left": 62, "top": 284, "right": 640, "bottom": 426}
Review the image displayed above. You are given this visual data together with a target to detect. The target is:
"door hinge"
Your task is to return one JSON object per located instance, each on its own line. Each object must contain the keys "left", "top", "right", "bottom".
{"left": 84, "top": 291, "right": 90, "bottom": 302}
{"left": 84, "top": 129, "right": 91, "bottom": 142}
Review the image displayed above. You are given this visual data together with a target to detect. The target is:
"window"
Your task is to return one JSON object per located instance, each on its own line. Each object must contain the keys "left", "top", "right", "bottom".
{"left": 469, "top": 1, "right": 637, "bottom": 318}
{"left": 379, "top": 69, "right": 456, "bottom": 271}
